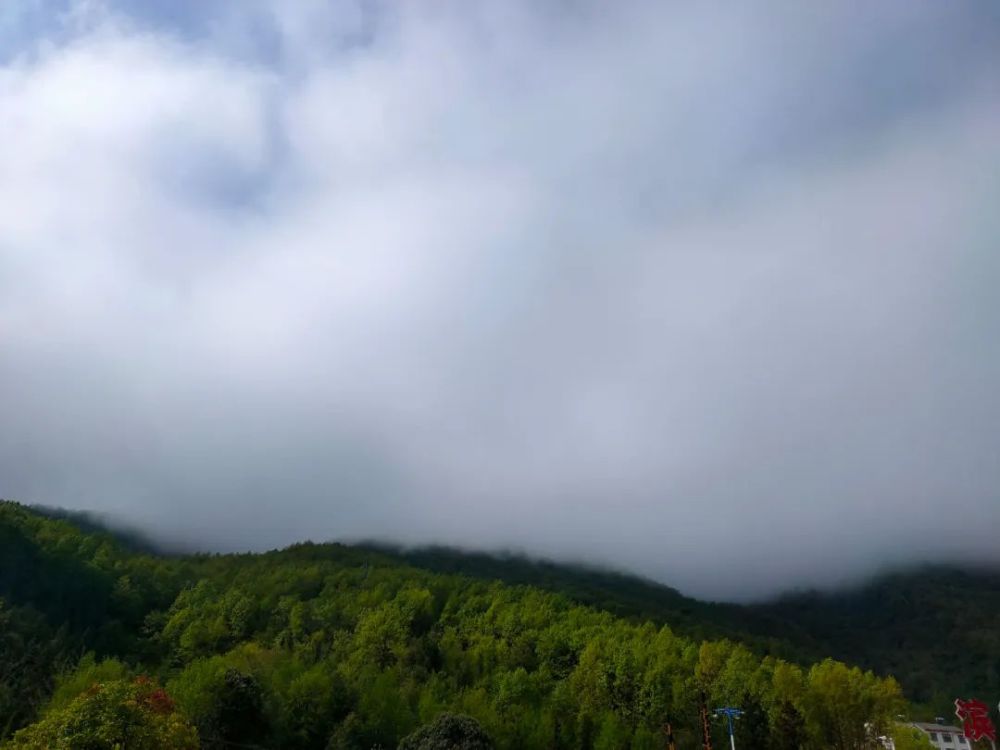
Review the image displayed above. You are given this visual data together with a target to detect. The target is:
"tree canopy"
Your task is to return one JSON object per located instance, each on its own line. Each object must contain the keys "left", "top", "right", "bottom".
{"left": 5, "top": 677, "right": 198, "bottom": 750}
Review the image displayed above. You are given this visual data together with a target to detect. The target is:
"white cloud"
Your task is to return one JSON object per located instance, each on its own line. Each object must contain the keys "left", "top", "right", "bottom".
{"left": 1, "top": 0, "right": 999, "bottom": 599}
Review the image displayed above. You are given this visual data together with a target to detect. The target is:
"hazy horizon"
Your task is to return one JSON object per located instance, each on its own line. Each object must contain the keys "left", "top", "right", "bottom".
{"left": 16, "top": 498, "right": 1000, "bottom": 605}
{"left": 2, "top": 1, "right": 1000, "bottom": 601}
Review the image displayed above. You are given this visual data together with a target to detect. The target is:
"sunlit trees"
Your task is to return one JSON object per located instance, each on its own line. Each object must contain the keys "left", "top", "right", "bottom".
{"left": 800, "top": 659, "right": 904, "bottom": 750}
{"left": 891, "top": 724, "right": 935, "bottom": 750}
{"left": 1, "top": 501, "right": 921, "bottom": 750}
{"left": 5, "top": 677, "right": 198, "bottom": 750}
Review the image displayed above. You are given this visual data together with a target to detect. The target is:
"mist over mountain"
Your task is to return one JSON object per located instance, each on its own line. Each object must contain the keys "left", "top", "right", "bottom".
{"left": 2, "top": 1, "right": 1000, "bottom": 601}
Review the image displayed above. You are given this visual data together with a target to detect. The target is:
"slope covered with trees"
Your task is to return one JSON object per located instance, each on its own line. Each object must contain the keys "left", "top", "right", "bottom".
{"left": 0, "top": 500, "right": 990, "bottom": 749}
{"left": 374, "top": 544, "right": 1000, "bottom": 713}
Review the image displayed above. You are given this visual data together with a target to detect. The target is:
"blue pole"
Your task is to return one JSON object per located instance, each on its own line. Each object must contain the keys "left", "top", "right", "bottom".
{"left": 714, "top": 707, "right": 743, "bottom": 750}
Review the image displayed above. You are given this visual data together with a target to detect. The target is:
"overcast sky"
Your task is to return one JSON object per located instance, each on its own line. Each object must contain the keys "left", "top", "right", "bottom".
{"left": 2, "top": 1, "right": 999, "bottom": 600}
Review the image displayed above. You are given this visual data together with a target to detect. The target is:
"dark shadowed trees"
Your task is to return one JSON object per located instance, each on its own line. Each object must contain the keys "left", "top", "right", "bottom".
{"left": 399, "top": 713, "right": 494, "bottom": 750}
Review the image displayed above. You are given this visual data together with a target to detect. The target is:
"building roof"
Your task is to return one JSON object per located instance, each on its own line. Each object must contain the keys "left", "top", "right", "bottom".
{"left": 911, "top": 722, "right": 966, "bottom": 734}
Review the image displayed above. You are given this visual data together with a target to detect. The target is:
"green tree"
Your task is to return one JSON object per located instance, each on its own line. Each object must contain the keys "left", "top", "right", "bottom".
{"left": 771, "top": 700, "right": 806, "bottom": 750}
{"left": 801, "top": 659, "right": 902, "bottom": 750}
{"left": 398, "top": 713, "right": 493, "bottom": 750}
{"left": 210, "top": 669, "right": 268, "bottom": 748}
{"left": 274, "top": 663, "right": 352, "bottom": 749}
{"left": 0, "top": 601, "right": 66, "bottom": 740}
{"left": 5, "top": 677, "right": 198, "bottom": 750}
{"left": 45, "top": 654, "right": 132, "bottom": 714}
{"left": 890, "top": 725, "right": 935, "bottom": 750}
{"left": 167, "top": 651, "right": 274, "bottom": 748}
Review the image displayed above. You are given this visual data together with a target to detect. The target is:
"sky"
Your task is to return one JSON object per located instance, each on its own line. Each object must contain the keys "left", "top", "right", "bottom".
{"left": 1, "top": 1, "right": 999, "bottom": 600}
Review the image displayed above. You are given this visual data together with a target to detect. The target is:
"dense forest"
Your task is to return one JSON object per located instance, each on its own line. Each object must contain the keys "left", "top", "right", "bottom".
{"left": 375, "top": 545, "right": 1000, "bottom": 712}
{"left": 0, "top": 500, "right": 994, "bottom": 749}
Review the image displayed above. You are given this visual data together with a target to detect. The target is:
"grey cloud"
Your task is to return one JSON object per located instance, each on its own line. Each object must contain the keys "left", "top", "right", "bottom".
{"left": 1, "top": 0, "right": 999, "bottom": 600}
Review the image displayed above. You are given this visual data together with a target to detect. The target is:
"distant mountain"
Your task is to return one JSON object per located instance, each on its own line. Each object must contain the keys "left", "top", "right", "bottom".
{"left": 27, "top": 504, "right": 169, "bottom": 555}
{"left": 746, "top": 566, "right": 1000, "bottom": 711}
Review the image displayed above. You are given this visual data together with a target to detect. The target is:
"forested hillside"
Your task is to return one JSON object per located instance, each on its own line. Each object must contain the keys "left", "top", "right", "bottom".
{"left": 374, "top": 545, "right": 1000, "bottom": 713}
{"left": 0, "top": 501, "right": 989, "bottom": 749}
{"left": 744, "top": 567, "right": 1000, "bottom": 713}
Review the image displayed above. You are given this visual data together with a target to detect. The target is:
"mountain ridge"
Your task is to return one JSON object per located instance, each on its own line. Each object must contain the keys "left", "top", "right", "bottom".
{"left": 3, "top": 499, "right": 998, "bottom": 748}
{"left": 12, "top": 501, "right": 1000, "bottom": 712}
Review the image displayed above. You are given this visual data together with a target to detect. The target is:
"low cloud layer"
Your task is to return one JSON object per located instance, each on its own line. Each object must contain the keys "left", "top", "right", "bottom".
{"left": 2, "top": 1, "right": 999, "bottom": 600}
